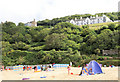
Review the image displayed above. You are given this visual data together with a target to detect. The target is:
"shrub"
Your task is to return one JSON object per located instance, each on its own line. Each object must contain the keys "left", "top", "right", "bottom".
{"left": 98, "top": 60, "right": 120, "bottom": 66}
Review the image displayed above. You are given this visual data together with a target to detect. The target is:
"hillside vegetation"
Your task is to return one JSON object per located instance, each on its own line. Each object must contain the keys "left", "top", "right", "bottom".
{"left": 1, "top": 12, "right": 120, "bottom": 66}
{"left": 88, "top": 22, "right": 119, "bottom": 30}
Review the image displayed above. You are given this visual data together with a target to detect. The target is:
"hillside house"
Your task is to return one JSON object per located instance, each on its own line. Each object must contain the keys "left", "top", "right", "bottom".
{"left": 69, "top": 15, "right": 112, "bottom": 26}
{"left": 25, "top": 19, "right": 37, "bottom": 27}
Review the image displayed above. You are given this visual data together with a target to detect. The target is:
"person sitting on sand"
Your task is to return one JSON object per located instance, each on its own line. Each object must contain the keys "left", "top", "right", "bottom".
{"left": 40, "top": 65, "right": 43, "bottom": 71}
{"left": 67, "top": 65, "right": 71, "bottom": 75}
{"left": 2, "top": 66, "right": 4, "bottom": 71}
{"left": 49, "top": 65, "right": 51, "bottom": 68}
{"left": 35, "top": 66, "right": 37, "bottom": 71}
{"left": 27, "top": 66, "right": 29, "bottom": 71}
{"left": 33, "top": 66, "right": 37, "bottom": 71}
{"left": 79, "top": 64, "right": 86, "bottom": 76}
{"left": 88, "top": 68, "right": 94, "bottom": 75}
{"left": 45, "top": 66, "right": 49, "bottom": 71}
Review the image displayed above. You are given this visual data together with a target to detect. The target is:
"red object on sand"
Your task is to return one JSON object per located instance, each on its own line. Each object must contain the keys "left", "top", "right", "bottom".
{"left": 78, "top": 66, "right": 80, "bottom": 67}
{"left": 5, "top": 69, "right": 7, "bottom": 70}
{"left": 71, "top": 73, "right": 73, "bottom": 75}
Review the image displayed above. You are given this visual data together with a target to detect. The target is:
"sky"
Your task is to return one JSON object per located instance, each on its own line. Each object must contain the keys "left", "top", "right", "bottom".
{"left": 0, "top": 0, "right": 120, "bottom": 25}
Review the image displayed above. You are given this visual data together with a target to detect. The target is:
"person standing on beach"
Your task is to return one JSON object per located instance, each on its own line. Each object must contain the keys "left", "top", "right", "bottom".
{"left": 1, "top": 66, "right": 4, "bottom": 71}
{"left": 23, "top": 66, "right": 25, "bottom": 71}
{"left": 52, "top": 63, "right": 55, "bottom": 67}
{"left": 67, "top": 65, "right": 71, "bottom": 75}
{"left": 70, "top": 62, "right": 72, "bottom": 67}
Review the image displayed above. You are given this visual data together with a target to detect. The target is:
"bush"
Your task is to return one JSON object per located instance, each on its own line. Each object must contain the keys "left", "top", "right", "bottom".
{"left": 98, "top": 60, "right": 120, "bottom": 66}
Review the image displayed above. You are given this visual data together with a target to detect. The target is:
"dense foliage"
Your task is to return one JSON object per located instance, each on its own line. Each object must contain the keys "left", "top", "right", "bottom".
{"left": 1, "top": 12, "right": 120, "bottom": 66}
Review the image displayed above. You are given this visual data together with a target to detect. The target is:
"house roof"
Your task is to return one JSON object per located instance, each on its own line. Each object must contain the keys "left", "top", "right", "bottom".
{"left": 71, "top": 16, "right": 104, "bottom": 22}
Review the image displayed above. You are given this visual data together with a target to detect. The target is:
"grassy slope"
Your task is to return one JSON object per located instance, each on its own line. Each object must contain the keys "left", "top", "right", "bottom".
{"left": 89, "top": 22, "right": 119, "bottom": 30}
{"left": 80, "top": 22, "right": 119, "bottom": 30}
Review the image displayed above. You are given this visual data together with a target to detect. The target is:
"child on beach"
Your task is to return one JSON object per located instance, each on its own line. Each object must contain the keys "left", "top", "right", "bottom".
{"left": 67, "top": 65, "right": 71, "bottom": 75}
{"left": 23, "top": 66, "right": 25, "bottom": 71}
{"left": 88, "top": 68, "right": 94, "bottom": 75}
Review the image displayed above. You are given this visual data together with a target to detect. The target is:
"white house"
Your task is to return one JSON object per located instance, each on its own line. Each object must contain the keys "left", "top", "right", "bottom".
{"left": 69, "top": 15, "right": 112, "bottom": 26}
{"left": 25, "top": 19, "right": 37, "bottom": 27}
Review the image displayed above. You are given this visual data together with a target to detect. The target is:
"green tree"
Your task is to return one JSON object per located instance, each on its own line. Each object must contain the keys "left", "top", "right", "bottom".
{"left": 108, "top": 23, "right": 115, "bottom": 31}
{"left": 67, "top": 48, "right": 73, "bottom": 54}
{"left": 45, "top": 33, "right": 67, "bottom": 50}
{"left": 94, "top": 48, "right": 101, "bottom": 55}
{"left": 18, "top": 22, "right": 25, "bottom": 26}
{"left": 2, "top": 21, "right": 16, "bottom": 33}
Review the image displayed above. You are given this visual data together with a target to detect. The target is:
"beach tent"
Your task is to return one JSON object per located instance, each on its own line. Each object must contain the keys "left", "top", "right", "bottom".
{"left": 86, "top": 63, "right": 102, "bottom": 67}
{"left": 81, "top": 60, "right": 103, "bottom": 75}
{"left": 87, "top": 60, "right": 103, "bottom": 74}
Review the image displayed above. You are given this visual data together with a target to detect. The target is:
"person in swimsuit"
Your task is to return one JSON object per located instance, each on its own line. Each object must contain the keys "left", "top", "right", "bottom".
{"left": 67, "top": 65, "right": 71, "bottom": 75}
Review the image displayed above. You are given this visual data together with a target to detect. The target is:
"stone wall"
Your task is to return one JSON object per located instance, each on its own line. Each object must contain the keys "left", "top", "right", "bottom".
{"left": 103, "top": 49, "right": 118, "bottom": 55}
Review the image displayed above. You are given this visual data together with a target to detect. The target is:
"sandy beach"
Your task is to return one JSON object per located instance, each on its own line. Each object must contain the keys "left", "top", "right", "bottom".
{"left": 0, "top": 67, "right": 119, "bottom": 80}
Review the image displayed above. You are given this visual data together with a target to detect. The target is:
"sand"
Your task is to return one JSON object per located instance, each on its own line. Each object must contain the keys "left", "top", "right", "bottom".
{"left": 0, "top": 67, "right": 119, "bottom": 80}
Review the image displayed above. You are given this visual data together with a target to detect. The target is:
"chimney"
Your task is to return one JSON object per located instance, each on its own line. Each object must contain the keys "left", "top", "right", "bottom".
{"left": 80, "top": 17, "right": 82, "bottom": 19}
{"left": 34, "top": 19, "right": 35, "bottom": 22}
{"left": 75, "top": 18, "right": 77, "bottom": 20}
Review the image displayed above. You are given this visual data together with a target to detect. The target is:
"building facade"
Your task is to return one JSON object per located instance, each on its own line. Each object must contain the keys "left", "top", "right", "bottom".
{"left": 25, "top": 19, "right": 37, "bottom": 27}
{"left": 69, "top": 15, "right": 112, "bottom": 26}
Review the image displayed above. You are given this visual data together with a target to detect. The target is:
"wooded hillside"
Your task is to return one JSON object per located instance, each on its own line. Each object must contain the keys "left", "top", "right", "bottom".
{"left": 1, "top": 12, "right": 120, "bottom": 66}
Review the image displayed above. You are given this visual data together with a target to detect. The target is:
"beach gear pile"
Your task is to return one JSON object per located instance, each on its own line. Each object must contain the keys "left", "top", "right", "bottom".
{"left": 40, "top": 76, "right": 47, "bottom": 78}
{"left": 22, "top": 78, "right": 30, "bottom": 80}
{"left": 109, "top": 65, "right": 115, "bottom": 68}
{"left": 81, "top": 60, "right": 103, "bottom": 76}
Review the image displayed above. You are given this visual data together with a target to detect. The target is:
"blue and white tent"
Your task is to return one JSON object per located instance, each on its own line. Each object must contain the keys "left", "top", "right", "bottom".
{"left": 81, "top": 60, "right": 103, "bottom": 75}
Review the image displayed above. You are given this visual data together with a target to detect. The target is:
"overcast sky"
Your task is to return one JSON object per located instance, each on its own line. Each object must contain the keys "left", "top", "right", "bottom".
{"left": 0, "top": 0, "right": 119, "bottom": 24}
